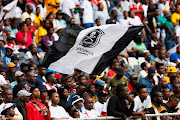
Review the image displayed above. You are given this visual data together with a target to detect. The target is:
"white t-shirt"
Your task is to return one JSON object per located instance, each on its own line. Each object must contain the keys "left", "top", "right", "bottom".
{"left": 94, "top": 11, "right": 109, "bottom": 25}
{"left": 82, "top": 108, "right": 99, "bottom": 118}
{"left": 158, "top": 3, "right": 165, "bottom": 17}
{"left": 49, "top": 105, "right": 69, "bottom": 119}
{"left": 119, "top": 17, "right": 130, "bottom": 26}
{"left": 93, "top": 101, "right": 105, "bottom": 116}
{"left": 23, "top": 51, "right": 40, "bottom": 64}
{"left": 142, "top": 4, "right": 148, "bottom": 17}
{"left": 37, "top": 4, "right": 47, "bottom": 19}
{"left": 176, "top": 26, "right": 180, "bottom": 44}
{"left": 60, "top": 0, "right": 75, "bottom": 17}
{"left": 0, "top": 75, "right": 7, "bottom": 85}
{"left": 138, "top": 70, "right": 148, "bottom": 81}
{"left": 120, "top": 0, "right": 130, "bottom": 12}
{"left": 99, "top": 0, "right": 110, "bottom": 14}
{"left": 133, "top": 96, "right": 152, "bottom": 120}
{"left": 81, "top": 0, "right": 94, "bottom": 24}
{"left": 128, "top": 16, "right": 142, "bottom": 25}
{"left": 14, "top": 7, "right": 22, "bottom": 18}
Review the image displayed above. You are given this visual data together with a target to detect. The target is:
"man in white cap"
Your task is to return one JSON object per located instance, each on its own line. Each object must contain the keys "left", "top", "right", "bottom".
{"left": 10, "top": 71, "right": 25, "bottom": 91}
{"left": 14, "top": 90, "right": 31, "bottom": 120}
{"left": 1, "top": 103, "right": 16, "bottom": 119}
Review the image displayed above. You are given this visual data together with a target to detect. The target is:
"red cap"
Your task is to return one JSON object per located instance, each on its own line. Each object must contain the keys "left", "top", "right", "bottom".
{"left": 5, "top": 43, "right": 14, "bottom": 51}
{"left": 55, "top": 73, "right": 62, "bottom": 79}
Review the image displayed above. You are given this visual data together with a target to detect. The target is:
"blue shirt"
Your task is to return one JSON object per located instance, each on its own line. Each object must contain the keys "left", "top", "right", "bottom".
{"left": 3, "top": 54, "right": 13, "bottom": 69}
{"left": 56, "top": 19, "right": 67, "bottom": 28}
{"left": 34, "top": 76, "right": 45, "bottom": 86}
{"left": 0, "top": 47, "right": 5, "bottom": 58}
{"left": 10, "top": 81, "right": 17, "bottom": 91}
{"left": 8, "top": 26, "right": 18, "bottom": 38}
{"left": 170, "top": 53, "right": 180, "bottom": 61}
{"left": 150, "top": 55, "right": 156, "bottom": 62}
{"left": 139, "top": 77, "right": 153, "bottom": 94}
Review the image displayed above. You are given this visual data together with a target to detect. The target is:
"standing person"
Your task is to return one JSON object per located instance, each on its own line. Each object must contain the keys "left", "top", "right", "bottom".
{"left": 130, "top": 0, "right": 144, "bottom": 21}
{"left": 110, "top": 0, "right": 123, "bottom": 21}
{"left": 80, "top": 0, "right": 94, "bottom": 28}
{"left": 59, "top": 0, "right": 75, "bottom": 18}
{"left": 107, "top": 84, "right": 134, "bottom": 119}
{"left": 94, "top": 3, "right": 109, "bottom": 25}
{"left": 26, "top": 87, "right": 50, "bottom": 120}
{"left": 37, "top": 0, "right": 47, "bottom": 20}
{"left": 49, "top": 91, "right": 69, "bottom": 119}
{"left": 171, "top": 4, "right": 180, "bottom": 27}
{"left": 107, "top": 67, "right": 128, "bottom": 95}
{"left": 45, "top": 0, "right": 59, "bottom": 16}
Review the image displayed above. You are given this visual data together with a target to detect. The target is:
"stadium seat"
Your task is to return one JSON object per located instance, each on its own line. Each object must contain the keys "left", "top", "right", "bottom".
{"left": 128, "top": 57, "right": 138, "bottom": 70}
{"left": 134, "top": 65, "right": 142, "bottom": 75}
{"left": 138, "top": 57, "right": 145, "bottom": 65}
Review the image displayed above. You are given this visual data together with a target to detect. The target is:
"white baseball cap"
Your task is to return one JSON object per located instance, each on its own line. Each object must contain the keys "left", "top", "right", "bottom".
{"left": 17, "top": 90, "right": 31, "bottom": 98}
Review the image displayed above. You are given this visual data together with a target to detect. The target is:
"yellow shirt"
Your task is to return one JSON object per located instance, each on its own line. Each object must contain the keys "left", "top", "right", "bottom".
{"left": 152, "top": 104, "right": 167, "bottom": 113}
{"left": 21, "top": 12, "right": 35, "bottom": 23}
{"left": 171, "top": 13, "right": 180, "bottom": 24}
{"left": 45, "top": 0, "right": 60, "bottom": 15}
{"left": 35, "top": 26, "right": 47, "bottom": 45}
{"left": 34, "top": 15, "right": 43, "bottom": 26}
{"left": 165, "top": 76, "right": 170, "bottom": 84}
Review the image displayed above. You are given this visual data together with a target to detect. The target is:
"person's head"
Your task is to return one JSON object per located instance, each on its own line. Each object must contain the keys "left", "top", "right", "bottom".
{"left": 26, "top": 4, "right": 33, "bottom": 13}
{"left": 123, "top": 11, "right": 129, "bottom": 18}
{"left": 141, "top": 62, "right": 149, "bottom": 71}
{"left": 1, "top": 103, "right": 15, "bottom": 117}
{"left": 46, "top": 14, "right": 54, "bottom": 23}
{"left": 129, "top": 75, "right": 138, "bottom": 86}
{"left": 28, "top": 44, "right": 37, "bottom": 54}
{"left": 156, "top": 63, "right": 164, "bottom": 74}
{"left": 173, "top": 82, "right": 180, "bottom": 94}
{"left": 70, "top": 18, "right": 75, "bottom": 24}
{"left": 116, "top": 67, "right": 125, "bottom": 78}
{"left": 11, "top": 55, "right": 19, "bottom": 66}
{"left": 15, "top": 71, "right": 25, "bottom": 83}
{"left": 61, "top": 75, "right": 72, "bottom": 89}
{"left": 154, "top": 8, "right": 159, "bottom": 16}
{"left": 95, "top": 19, "right": 101, "bottom": 26}
{"left": 45, "top": 72, "right": 56, "bottom": 84}
{"left": 57, "top": 88, "right": 69, "bottom": 100}
{"left": 116, "top": 84, "right": 130, "bottom": 99}
{"left": 0, "top": 70, "right": 6, "bottom": 79}
{"left": 151, "top": 33, "right": 157, "bottom": 41}
{"left": 49, "top": 91, "right": 60, "bottom": 105}
{"left": 11, "top": 18, "right": 18, "bottom": 27}
{"left": 129, "top": 10, "right": 135, "bottom": 18}
{"left": 47, "top": 27, "right": 54, "bottom": 35}
{"left": 162, "top": 88, "right": 170, "bottom": 100}
{"left": 98, "top": 91, "right": 108, "bottom": 103}
{"left": 152, "top": 49, "right": 158, "bottom": 57}
{"left": 88, "top": 84, "right": 96, "bottom": 94}
{"left": 159, "top": 77, "right": 167, "bottom": 87}
{"left": 84, "top": 97, "right": 94, "bottom": 110}
{"left": 36, "top": 7, "right": 41, "bottom": 15}
{"left": 98, "top": 2, "right": 104, "bottom": 11}
{"left": 168, "top": 95, "right": 180, "bottom": 108}
{"left": 6, "top": 62, "right": 16, "bottom": 74}
{"left": 25, "top": 18, "right": 31, "bottom": 26}
{"left": 152, "top": 91, "right": 163, "bottom": 104}
{"left": 170, "top": 76, "right": 179, "bottom": 85}
{"left": 20, "top": 63, "right": 29, "bottom": 73}
{"left": 30, "top": 87, "right": 40, "bottom": 99}
{"left": 111, "top": 10, "right": 118, "bottom": 18}
{"left": 159, "top": 50, "right": 166, "bottom": 59}
{"left": 56, "top": 11, "right": 63, "bottom": 20}
{"left": 112, "top": 61, "right": 120, "bottom": 71}
{"left": 78, "top": 75, "right": 87, "bottom": 86}
{"left": 4, "top": 27, "right": 11, "bottom": 36}
{"left": 3, "top": 19, "right": 10, "bottom": 27}
{"left": 148, "top": 67, "right": 155, "bottom": 79}
{"left": 43, "top": 19, "right": 50, "bottom": 29}
{"left": 17, "top": 90, "right": 31, "bottom": 103}
{"left": 114, "top": 0, "right": 121, "bottom": 7}
{"left": 71, "top": 109, "right": 80, "bottom": 118}
{"left": 136, "top": 84, "right": 148, "bottom": 101}
{"left": 2, "top": 89, "right": 13, "bottom": 103}
{"left": 37, "top": 65, "right": 46, "bottom": 76}
{"left": 26, "top": 70, "right": 36, "bottom": 84}
{"left": 49, "top": 12, "right": 56, "bottom": 19}
{"left": 144, "top": 52, "right": 151, "bottom": 62}
{"left": 72, "top": 95, "right": 84, "bottom": 110}
{"left": 38, "top": 85, "right": 48, "bottom": 100}
{"left": 176, "top": 4, "right": 180, "bottom": 14}
{"left": 19, "top": 22, "right": 27, "bottom": 32}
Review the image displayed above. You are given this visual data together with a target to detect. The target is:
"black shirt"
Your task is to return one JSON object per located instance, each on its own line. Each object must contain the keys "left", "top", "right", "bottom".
{"left": 6, "top": 71, "right": 16, "bottom": 83}
{"left": 107, "top": 95, "right": 134, "bottom": 118}
{"left": 106, "top": 18, "right": 119, "bottom": 24}
{"left": 162, "top": 104, "right": 178, "bottom": 113}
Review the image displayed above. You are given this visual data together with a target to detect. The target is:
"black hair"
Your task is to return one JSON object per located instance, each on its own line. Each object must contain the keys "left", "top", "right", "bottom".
{"left": 141, "top": 62, "right": 147, "bottom": 70}
{"left": 11, "top": 19, "right": 18, "bottom": 24}
{"left": 13, "top": 82, "right": 26, "bottom": 98}
{"left": 111, "top": 10, "right": 117, "bottom": 15}
{"left": 78, "top": 75, "right": 86, "bottom": 81}
{"left": 170, "top": 76, "right": 176, "bottom": 84}
{"left": 30, "top": 86, "right": 39, "bottom": 93}
{"left": 72, "top": 109, "right": 79, "bottom": 116}
{"left": 25, "top": 18, "right": 32, "bottom": 22}
{"left": 28, "top": 44, "right": 35, "bottom": 50}
{"left": 162, "top": 88, "right": 170, "bottom": 93}
{"left": 2, "top": 88, "right": 11, "bottom": 97}
{"left": 57, "top": 88, "right": 65, "bottom": 99}
{"left": 45, "top": 72, "right": 54, "bottom": 81}
{"left": 136, "top": 84, "right": 147, "bottom": 93}
{"left": 155, "top": 62, "right": 164, "bottom": 69}
{"left": 48, "top": 89, "right": 56, "bottom": 98}
{"left": 47, "top": 27, "right": 54, "bottom": 32}
{"left": 151, "top": 91, "right": 162, "bottom": 102}
{"left": 18, "top": 22, "right": 26, "bottom": 30}
{"left": 116, "top": 84, "right": 127, "bottom": 94}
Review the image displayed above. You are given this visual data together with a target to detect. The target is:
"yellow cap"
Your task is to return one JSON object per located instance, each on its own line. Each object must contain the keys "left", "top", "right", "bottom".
{"left": 7, "top": 62, "right": 16, "bottom": 68}
{"left": 166, "top": 66, "right": 176, "bottom": 73}
{"left": 163, "top": 9, "right": 171, "bottom": 13}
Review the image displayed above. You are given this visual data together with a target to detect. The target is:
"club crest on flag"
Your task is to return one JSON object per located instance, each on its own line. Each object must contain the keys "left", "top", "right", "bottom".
{"left": 79, "top": 29, "right": 105, "bottom": 48}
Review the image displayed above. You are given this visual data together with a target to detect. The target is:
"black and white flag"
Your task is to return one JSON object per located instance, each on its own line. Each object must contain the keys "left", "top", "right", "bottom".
{"left": 42, "top": 24, "right": 143, "bottom": 75}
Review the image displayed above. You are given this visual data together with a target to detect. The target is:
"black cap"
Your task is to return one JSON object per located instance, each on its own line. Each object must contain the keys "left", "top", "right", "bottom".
{"left": 116, "top": 67, "right": 125, "bottom": 75}
{"left": 38, "top": 85, "right": 48, "bottom": 92}
{"left": 130, "top": 75, "right": 138, "bottom": 80}
{"left": 11, "top": 55, "right": 19, "bottom": 62}
{"left": 98, "top": 91, "right": 109, "bottom": 96}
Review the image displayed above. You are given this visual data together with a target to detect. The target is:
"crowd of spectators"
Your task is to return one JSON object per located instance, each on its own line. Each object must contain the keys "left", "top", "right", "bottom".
{"left": 1, "top": 0, "right": 180, "bottom": 119}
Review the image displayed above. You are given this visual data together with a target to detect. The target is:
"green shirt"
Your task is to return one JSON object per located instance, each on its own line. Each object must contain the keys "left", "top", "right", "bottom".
{"left": 107, "top": 76, "right": 128, "bottom": 95}
{"left": 157, "top": 17, "right": 167, "bottom": 25}
{"left": 134, "top": 42, "right": 146, "bottom": 51}
{"left": 165, "top": 21, "right": 174, "bottom": 40}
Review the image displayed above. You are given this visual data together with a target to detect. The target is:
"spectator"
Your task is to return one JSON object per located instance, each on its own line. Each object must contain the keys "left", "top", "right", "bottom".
{"left": 110, "top": 0, "right": 123, "bottom": 21}
{"left": 44, "top": 72, "right": 57, "bottom": 90}
{"left": 165, "top": 66, "right": 176, "bottom": 84}
{"left": 34, "top": 7, "right": 43, "bottom": 28}
{"left": 25, "top": 71, "right": 36, "bottom": 92}
{"left": 6, "top": 62, "right": 16, "bottom": 83}
{"left": 107, "top": 67, "right": 128, "bottom": 95}
{"left": 108, "top": 61, "right": 119, "bottom": 78}
{"left": 9, "top": 71, "right": 25, "bottom": 91}
{"left": 49, "top": 90, "right": 69, "bottom": 119}
{"left": 3, "top": 43, "right": 14, "bottom": 69}
{"left": 120, "top": 11, "right": 130, "bottom": 25}
{"left": 155, "top": 50, "right": 168, "bottom": 67}
{"left": 170, "top": 45, "right": 180, "bottom": 64}
{"left": 8, "top": 19, "right": 19, "bottom": 38}
{"left": 171, "top": 4, "right": 180, "bottom": 27}
{"left": 78, "top": 75, "right": 87, "bottom": 86}
{"left": 37, "top": 0, "right": 47, "bottom": 20}
{"left": 21, "top": 4, "right": 35, "bottom": 23}
{"left": 1, "top": 103, "right": 16, "bottom": 119}
{"left": 38, "top": 85, "right": 48, "bottom": 105}
{"left": 107, "top": 84, "right": 134, "bottom": 118}
{"left": 35, "top": 65, "right": 46, "bottom": 86}
{"left": 25, "top": 18, "right": 36, "bottom": 37}
{"left": 151, "top": 77, "right": 167, "bottom": 94}
{"left": 26, "top": 87, "right": 50, "bottom": 120}
{"left": 144, "top": 52, "right": 151, "bottom": 67}
{"left": 138, "top": 62, "right": 149, "bottom": 81}
{"left": 162, "top": 88, "right": 170, "bottom": 103}
{"left": 15, "top": 22, "right": 33, "bottom": 49}
{"left": 156, "top": 63, "right": 165, "bottom": 79}
{"left": 106, "top": 10, "right": 119, "bottom": 24}
{"left": 130, "top": 0, "right": 144, "bottom": 21}
{"left": 45, "top": 0, "right": 59, "bottom": 15}
{"left": 139, "top": 67, "right": 155, "bottom": 94}
{"left": 56, "top": 11, "right": 66, "bottom": 28}
{"left": 0, "top": 36, "right": 5, "bottom": 58}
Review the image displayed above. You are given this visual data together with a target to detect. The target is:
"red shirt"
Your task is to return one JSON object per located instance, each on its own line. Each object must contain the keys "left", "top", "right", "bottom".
{"left": 108, "top": 69, "right": 117, "bottom": 78}
{"left": 15, "top": 31, "right": 33, "bottom": 48}
{"left": 130, "top": 1, "right": 144, "bottom": 21}
{"left": 26, "top": 99, "right": 50, "bottom": 120}
{"left": 28, "top": 25, "right": 36, "bottom": 37}
{"left": 128, "top": 83, "right": 133, "bottom": 92}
